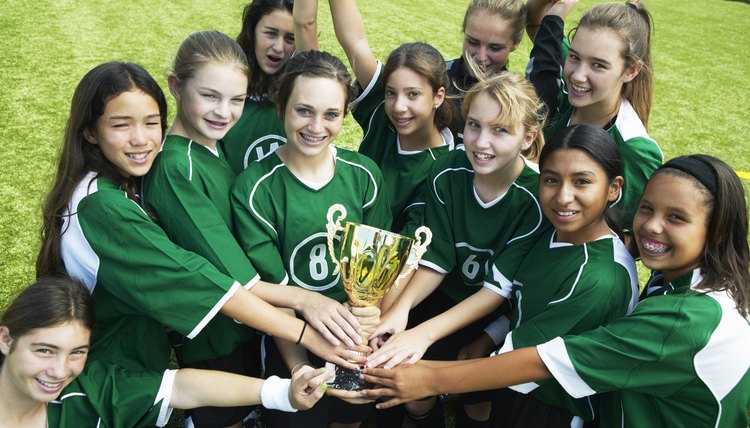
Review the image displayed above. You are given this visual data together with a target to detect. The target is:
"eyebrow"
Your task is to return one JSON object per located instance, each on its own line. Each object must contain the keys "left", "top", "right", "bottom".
{"left": 30, "top": 342, "right": 90, "bottom": 350}
{"left": 541, "top": 169, "right": 597, "bottom": 176}
{"left": 567, "top": 48, "right": 613, "bottom": 66}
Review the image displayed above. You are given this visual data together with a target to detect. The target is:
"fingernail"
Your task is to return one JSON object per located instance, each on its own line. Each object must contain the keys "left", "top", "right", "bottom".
{"left": 317, "top": 367, "right": 325, "bottom": 371}
{"left": 320, "top": 384, "right": 328, "bottom": 392}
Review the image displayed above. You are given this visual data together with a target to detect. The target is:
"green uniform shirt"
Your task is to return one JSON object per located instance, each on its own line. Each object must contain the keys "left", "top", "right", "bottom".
{"left": 496, "top": 230, "right": 639, "bottom": 420}
{"left": 530, "top": 16, "right": 663, "bottom": 230}
{"left": 537, "top": 268, "right": 750, "bottom": 427}
{"left": 61, "top": 173, "right": 240, "bottom": 371}
{"left": 222, "top": 97, "right": 286, "bottom": 174}
{"left": 421, "top": 150, "right": 549, "bottom": 303}
{"left": 352, "top": 61, "right": 455, "bottom": 232}
{"left": 47, "top": 361, "right": 174, "bottom": 427}
{"left": 231, "top": 146, "right": 392, "bottom": 302}
{"left": 142, "top": 135, "right": 258, "bottom": 363}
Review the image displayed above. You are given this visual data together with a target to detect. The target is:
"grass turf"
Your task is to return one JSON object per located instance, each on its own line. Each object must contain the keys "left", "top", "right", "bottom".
{"left": 1, "top": 0, "right": 749, "bottom": 425}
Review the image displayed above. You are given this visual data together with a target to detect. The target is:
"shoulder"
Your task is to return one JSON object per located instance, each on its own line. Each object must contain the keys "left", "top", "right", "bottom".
{"left": 234, "top": 154, "right": 285, "bottom": 191}
{"left": 613, "top": 101, "right": 663, "bottom": 157}
{"left": 335, "top": 146, "right": 382, "bottom": 174}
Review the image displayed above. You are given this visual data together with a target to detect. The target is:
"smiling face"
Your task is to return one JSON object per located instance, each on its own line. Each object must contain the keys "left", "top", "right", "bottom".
{"left": 0, "top": 322, "right": 90, "bottom": 404}
{"left": 564, "top": 26, "right": 639, "bottom": 115}
{"left": 463, "top": 10, "right": 517, "bottom": 76}
{"left": 170, "top": 62, "right": 248, "bottom": 147}
{"left": 282, "top": 76, "right": 346, "bottom": 160}
{"left": 463, "top": 91, "right": 532, "bottom": 180}
{"left": 84, "top": 90, "right": 162, "bottom": 177}
{"left": 540, "top": 148, "right": 622, "bottom": 244}
{"left": 384, "top": 67, "right": 444, "bottom": 139}
{"left": 633, "top": 173, "right": 710, "bottom": 283}
{"left": 253, "top": 9, "right": 295, "bottom": 75}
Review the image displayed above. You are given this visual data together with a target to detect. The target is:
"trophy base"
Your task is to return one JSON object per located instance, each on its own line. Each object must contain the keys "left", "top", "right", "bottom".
{"left": 325, "top": 362, "right": 369, "bottom": 391}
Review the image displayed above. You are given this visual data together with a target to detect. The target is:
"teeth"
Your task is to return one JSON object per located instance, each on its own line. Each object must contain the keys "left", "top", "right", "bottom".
{"left": 555, "top": 210, "right": 576, "bottom": 217}
{"left": 642, "top": 239, "right": 670, "bottom": 254}
{"left": 475, "top": 153, "right": 494, "bottom": 161}
{"left": 572, "top": 84, "right": 590, "bottom": 93}
{"left": 38, "top": 379, "right": 62, "bottom": 388}
{"left": 395, "top": 118, "right": 412, "bottom": 124}
{"left": 127, "top": 153, "right": 147, "bottom": 160}
{"left": 301, "top": 133, "right": 324, "bottom": 143}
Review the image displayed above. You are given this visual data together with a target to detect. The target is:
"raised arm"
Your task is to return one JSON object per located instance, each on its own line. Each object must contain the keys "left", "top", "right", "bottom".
{"left": 294, "top": 0, "right": 319, "bottom": 52}
{"left": 328, "top": 0, "right": 379, "bottom": 86}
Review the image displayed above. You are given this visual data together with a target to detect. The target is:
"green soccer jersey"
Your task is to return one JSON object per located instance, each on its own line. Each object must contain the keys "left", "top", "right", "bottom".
{"left": 231, "top": 146, "right": 393, "bottom": 302}
{"left": 47, "top": 361, "right": 173, "bottom": 427}
{"left": 352, "top": 61, "right": 455, "bottom": 232}
{"left": 222, "top": 97, "right": 286, "bottom": 174}
{"left": 61, "top": 173, "right": 240, "bottom": 371}
{"left": 537, "top": 268, "right": 750, "bottom": 427}
{"left": 142, "top": 135, "right": 258, "bottom": 363}
{"left": 495, "top": 230, "right": 639, "bottom": 420}
{"left": 420, "top": 150, "right": 550, "bottom": 303}
{"left": 530, "top": 16, "right": 663, "bottom": 230}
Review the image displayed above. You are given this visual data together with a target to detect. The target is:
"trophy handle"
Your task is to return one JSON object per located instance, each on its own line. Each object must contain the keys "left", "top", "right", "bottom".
{"left": 393, "top": 226, "right": 433, "bottom": 290}
{"left": 326, "top": 204, "right": 348, "bottom": 275}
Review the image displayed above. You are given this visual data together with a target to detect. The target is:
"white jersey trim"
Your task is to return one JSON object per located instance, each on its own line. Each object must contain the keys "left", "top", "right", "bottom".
{"left": 483, "top": 264, "right": 513, "bottom": 299}
{"left": 243, "top": 273, "right": 261, "bottom": 290}
{"left": 335, "top": 153, "right": 379, "bottom": 209}
{"left": 248, "top": 163, "right": 286, "bottom": 237}
{"left": 61, "top": 172, "right": 102, "bottom": 293}
{"left": 506, "top": 183, "right": 543, "bottom": 245}
{"left": 432, "top": 167, "right": 474, "bottom": 205}
{"left": 418, "top": 259, "right": 449, "bottom": 275}
{"left": 350, "top": 61, "right": 383, "bottom": 110}
{"left": 187, "top": 280, "right": 241, "bottom": 339}
{"left": 537, "top": 337, "right": 596, "bottom": 398}
{"left": 495, "top": 334, "right": 540, "bottom": 393}
{"left": 156, "top": 369, "right": 177, "bottom": 426}
{"left": 694, "top": 288, "right": 750, "bottom": 426}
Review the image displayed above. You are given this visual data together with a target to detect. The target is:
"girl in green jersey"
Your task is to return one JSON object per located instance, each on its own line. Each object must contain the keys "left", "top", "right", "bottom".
{"left": 35, "top": 62, "right": 365, "bottom": 393}
{"left": 143, "top": 30, "right": 362, "bottom": 427}
{"left": 360, "top": 154, "right": 750, "bottom": 428}
{"left": 0, "top": 276, "right": 332, "bottom": 427}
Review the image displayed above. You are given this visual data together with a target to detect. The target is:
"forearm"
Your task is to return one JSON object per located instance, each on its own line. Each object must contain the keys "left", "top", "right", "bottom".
{"left": 275, "top": 333, "right": 313, "bottom": 373}
{"left": 391, "top": 267, "right": 443, "bottom": 313}
{"left": 415, "top": 288, "right": 504, "bottom": 344}
{"left": 328, "top": 0, "right": 377, "bottom": 85}
{"left": 222, "top": 288, "right": 305, "bottom": 343}
{"left": 250, "top": 281, "right": 304, "bottom": 312}
{"left": 432, "top": 347, "right": 551, "bottom": 395}
{"left": 294, "top": 0, "right": 318, "bottom": 51}
{"left": 528, "top": 15, "right": 565, "bottom": 122}
{"left": 170, "top": 368, "right": 263, "bottom": 409}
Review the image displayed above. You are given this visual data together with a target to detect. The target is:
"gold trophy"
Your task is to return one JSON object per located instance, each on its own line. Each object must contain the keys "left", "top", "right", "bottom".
{"left": 325, "top": 204, "right": 431, "bottom": 390}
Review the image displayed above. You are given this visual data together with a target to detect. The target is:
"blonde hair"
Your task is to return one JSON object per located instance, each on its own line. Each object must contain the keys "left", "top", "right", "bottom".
{"left": 172, "top": 30, "right": 249, "bottom": 82}
{"left": 462, "top": 0, "right": 527, "bottom": 49}
{"left": 575, "top": 1, "right": 654, "bottom": 128}
{"left": 462, "top": 72, "right": 547, "bottom": 161}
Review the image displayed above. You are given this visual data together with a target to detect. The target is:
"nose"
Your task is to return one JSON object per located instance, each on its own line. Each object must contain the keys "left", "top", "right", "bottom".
{"left": 308, "top": 115, "right": 323, "bottom": 133}
{"left": 213, "top": 99, "right": 230, "bottom": 118}
{"left": 130, "top": 124, "right": 148, "bottom": 146}
{"left": 271, "top": 37, "right": 284, "bottom": 53}
{"left": 473, "top": 128, "right": 491, "bottom": 149}
{"left": 46, "top": 356, "right": 69, "bottom": 380}
{"left": 474, "top": 45, "right": 488, "bottom": 63}
{"left": 567, "top": 62, "right": 586, "bottom": 83}
{"left": 556, "top": 182, "right": 575, "bottom": 205}
{"left": 393, "top": 94, "right": 407, "bottom": 112}
{"left": 640, "top": 212, "right": 663, "bottom": 235}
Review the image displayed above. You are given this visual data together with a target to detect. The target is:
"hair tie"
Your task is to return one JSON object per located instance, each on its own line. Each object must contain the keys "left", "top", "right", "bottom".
{"left": 626, "top": 2, "right": 637, "bottom": 11}
{"left": 657, "top": 156, "right": 718, "bottom": 196}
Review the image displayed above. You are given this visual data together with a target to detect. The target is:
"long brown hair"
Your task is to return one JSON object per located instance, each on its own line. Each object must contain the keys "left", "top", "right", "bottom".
{"left": 36, "top": 62, "right": 167, "bottom": 278}
{"left": 384, "top": 42, "right": 459, "bottom": 132}
{"left": 653, "top": 155, "right": 750, "bottom": 316}
{"left": 573, "top": 1, "right": 654, "bottom": 128}
{"left": 236, "top": 0, "right": 294, "bottom": 99}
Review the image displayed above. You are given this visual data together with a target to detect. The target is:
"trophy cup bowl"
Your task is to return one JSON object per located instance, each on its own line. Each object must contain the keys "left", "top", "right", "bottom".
{"left": 325, "top": 204, "right": 431, "bottom": 391}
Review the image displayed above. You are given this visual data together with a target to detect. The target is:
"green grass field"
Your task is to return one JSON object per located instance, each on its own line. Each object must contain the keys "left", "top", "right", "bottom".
{"left": 1, "top": 0, "right": 749, "bottom": 425}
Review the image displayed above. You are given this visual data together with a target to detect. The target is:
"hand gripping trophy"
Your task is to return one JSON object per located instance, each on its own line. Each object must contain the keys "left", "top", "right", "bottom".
{"left": 325, "top": 204, "right": 432, "bottom": 391}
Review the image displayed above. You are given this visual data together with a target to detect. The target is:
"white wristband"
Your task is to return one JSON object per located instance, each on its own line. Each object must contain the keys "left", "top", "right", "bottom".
{"left": 260, "top": 376, "right": 297, "bottom": 412}
{"left": 484, "top": 315, "right": 511, "bottom": 346}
